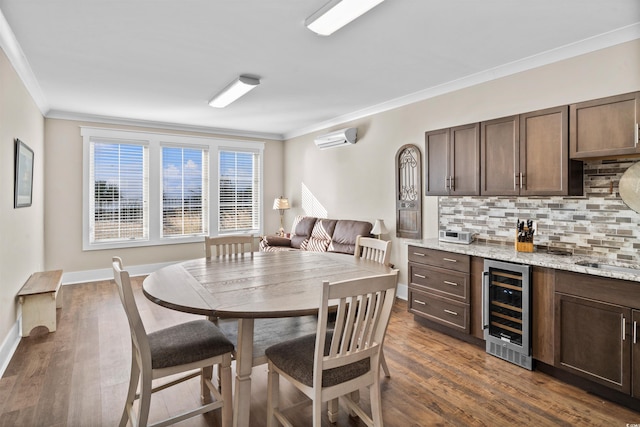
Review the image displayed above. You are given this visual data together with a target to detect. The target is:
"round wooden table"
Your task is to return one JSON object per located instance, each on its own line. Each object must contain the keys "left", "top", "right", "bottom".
{"left": 143, "top": 250, "right": 394, "bottom": 427}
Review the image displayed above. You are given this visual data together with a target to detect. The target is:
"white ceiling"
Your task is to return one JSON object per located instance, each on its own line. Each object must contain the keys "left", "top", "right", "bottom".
{"left": 1, "top": 1, "right": 639, "bottom": 140}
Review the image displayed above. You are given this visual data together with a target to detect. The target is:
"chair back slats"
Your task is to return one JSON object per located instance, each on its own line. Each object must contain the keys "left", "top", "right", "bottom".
{"left": 354, "top": 236, "right": 391, "bottom": 266}
{"left": 205, "top": 235, "right": 254, "bottom": 258}
{"left": 315, "top": 272, "right": 397, "bottom": 379}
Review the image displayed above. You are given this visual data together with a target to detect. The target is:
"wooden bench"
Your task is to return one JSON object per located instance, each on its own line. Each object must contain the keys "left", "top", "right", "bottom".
{"left": 17, "top": 269, "right": 63, "bottom": 337}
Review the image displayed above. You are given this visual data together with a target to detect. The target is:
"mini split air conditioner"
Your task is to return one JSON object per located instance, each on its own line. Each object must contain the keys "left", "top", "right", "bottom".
{"left": 314, "top": 127, "right": 357, "bottom": 149}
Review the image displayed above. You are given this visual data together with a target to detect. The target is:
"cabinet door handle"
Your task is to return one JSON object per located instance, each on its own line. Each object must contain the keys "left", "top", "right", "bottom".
{"left": 444, "top": 309, "right": 458, "bottom": 316}
{"left": 412, "top": 252, "right": 426, "bottom": 257}
{"left": 450, "top": 176, "right": 455, "bottom": 191}
{"left": 444, "top": 280, "right": 458, "bottom": 286}
{"left": 520, "top": 172, "right": 525, "bottom": 189}
{"left": 635, "top": 123, "right": 639, "bottom": 147}
{"left": 414, "top": 274, "right": 426, "bottom": 279}
{"left": 443, "top": 258, "right": 457, "bottom": 263}
{"left": 413, "top": 299, "right": 426, "bottom": 305}
{"left": 514, "top": 173, "right": 519, "bottom": 189}
{"left": 622, "top": 317, "right": 626, "bottom": 341}
{"left": 634, "top": 320, "right": 637, "bottom": 345}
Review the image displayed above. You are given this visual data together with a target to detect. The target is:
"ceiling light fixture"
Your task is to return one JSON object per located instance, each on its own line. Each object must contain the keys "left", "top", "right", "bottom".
{"left": 305, "top": 0, "right": 385, "bottom": 36}
{"left": 208, "top": 75, "right": 260, "bottom": 108}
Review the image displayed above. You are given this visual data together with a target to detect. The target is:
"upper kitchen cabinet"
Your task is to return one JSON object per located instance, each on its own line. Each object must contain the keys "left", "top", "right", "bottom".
{"left": 520, "top": 106, "right": 583, "bottom": 196}
{"left": 570, "top": 91, "right": 640, "bottom": 159}
{"left": 425, "top": 123, "right": 480, "bottom": 196}
{"left": 481, "top": 108, "right": 582, "bottom": 196}
{"left": 480, "top": 115, "right": 520, "bottom": 196}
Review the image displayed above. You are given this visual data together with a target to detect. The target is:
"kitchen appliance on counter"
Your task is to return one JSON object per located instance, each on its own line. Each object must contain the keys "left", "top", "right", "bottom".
{"left": 483, "top": 259, "right": 532, "bottom": 370}
{"left": 439, "top": 230, "right": 474, "bottom": 244}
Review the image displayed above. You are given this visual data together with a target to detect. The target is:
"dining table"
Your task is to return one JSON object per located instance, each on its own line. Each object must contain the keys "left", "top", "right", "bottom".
{"left": 142, "top": 249, "right": 395, "bottom": 427}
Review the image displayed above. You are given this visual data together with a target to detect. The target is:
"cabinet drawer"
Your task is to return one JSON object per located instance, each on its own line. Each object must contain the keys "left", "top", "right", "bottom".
{"left": 409, "top": 264, "right": 469, "bottom": 302}
{"left": 409, "top": 288, "right": 470, "bottom": 333}
{"left": 408, "top": 246, "right": 470, "bottom": 273}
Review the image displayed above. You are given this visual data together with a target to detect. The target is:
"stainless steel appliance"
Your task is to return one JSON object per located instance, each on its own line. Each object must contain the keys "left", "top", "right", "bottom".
{"left": 483, "top": 259, "right": 532, "bottom": 370}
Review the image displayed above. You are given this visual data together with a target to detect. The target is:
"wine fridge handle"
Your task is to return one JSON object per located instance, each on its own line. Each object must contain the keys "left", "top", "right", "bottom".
{"left": 482, "top": 271, "right": 489, "bottom": 330}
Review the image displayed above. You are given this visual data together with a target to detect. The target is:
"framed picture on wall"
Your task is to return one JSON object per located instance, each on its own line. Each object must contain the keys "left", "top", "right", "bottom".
{"left": 14, "top": 138, "right": 34, "bottom": 208}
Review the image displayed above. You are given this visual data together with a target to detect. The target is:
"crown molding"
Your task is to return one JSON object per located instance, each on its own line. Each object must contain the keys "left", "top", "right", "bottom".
{"left": 0, "top": 8, "right": 49, "bottom": 115}
{"left": 283, "top": 22, "right": 640, "bottom": 140}
{"left": 47, "top": 110, "right": 284, "bottom": 141}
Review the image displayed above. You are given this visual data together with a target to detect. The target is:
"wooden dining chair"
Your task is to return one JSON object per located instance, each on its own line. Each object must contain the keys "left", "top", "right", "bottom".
{"left": 354, "top": 235, "right": 391, "bottom": 266}
{"left": 354, "top": 235, "right": 392, "bottom": 377}
{"left": 265, "top": 271, "right": 398, "bottom": 427}
{"left": 205, "top": 234, "right": 254, "bottom": 258}
{"left": 112, "top": 257, "right": 234, "bottom": 427}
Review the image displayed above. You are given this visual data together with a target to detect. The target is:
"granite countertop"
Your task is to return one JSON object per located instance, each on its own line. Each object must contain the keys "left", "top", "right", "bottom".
{"left": 407, "top": 238, "right": 640, "bottom": 283}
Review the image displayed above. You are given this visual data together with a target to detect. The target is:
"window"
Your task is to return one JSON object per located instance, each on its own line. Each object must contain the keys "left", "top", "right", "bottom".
{"left": 82, "top": 127, "right": 264, "bottom": 250}
{"left": 162, "top": 146, "right": 209, "bottom": 237}
{"left": 219, "top": 150, "right": 261, "bottom": 233}
{"left": 90, "top": 141, "right": 148, "bottom": 243}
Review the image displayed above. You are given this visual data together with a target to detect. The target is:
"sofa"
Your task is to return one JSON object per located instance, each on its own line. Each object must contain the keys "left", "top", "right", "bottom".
{"left": 259, "top": 216, "right": 373, "bottom": 255}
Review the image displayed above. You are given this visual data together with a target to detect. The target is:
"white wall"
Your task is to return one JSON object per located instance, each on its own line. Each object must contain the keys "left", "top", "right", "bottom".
{"left": 282, "top": 39, "right": 640, "bottom": 292}
{"left": 0, "top": 47, "right": 45, "bottom": 367}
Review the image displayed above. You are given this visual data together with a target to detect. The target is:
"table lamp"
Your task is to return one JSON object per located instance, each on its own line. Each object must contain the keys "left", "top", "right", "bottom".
{"left": 371, "top": 219, "right": 388, "bottom": 239}
{"left": 273, "top": 196, "right": 290, "bottom": 236}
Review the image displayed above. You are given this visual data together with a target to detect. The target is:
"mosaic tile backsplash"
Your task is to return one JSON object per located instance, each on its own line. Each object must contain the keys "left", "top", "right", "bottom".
{"left": 439, "top": 159, "right": 640, "bottom": 263}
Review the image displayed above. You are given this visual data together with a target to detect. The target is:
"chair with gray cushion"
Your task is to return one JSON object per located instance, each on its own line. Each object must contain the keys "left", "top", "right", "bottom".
{"left": 265, "top": 271, "right": 398, "bottom": 427}
{"left": 112, "top": 257, "right": 234, "bottom": 427}
{"left": 354, "top": 235, "right": 393, "bottom": 378}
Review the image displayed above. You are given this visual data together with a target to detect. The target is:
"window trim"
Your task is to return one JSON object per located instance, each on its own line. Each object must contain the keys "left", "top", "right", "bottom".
{"left": 81, "top": 127, "right": 264, "bottom": 251}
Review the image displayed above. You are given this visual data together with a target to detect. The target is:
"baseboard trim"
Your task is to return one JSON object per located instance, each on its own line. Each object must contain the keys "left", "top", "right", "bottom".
{"left": 397, "top": 283, "right": 408, "bottom": 301}
{"left": 0, "top": 319, "right": 21, "bottom": 379}
{"left": 61, "top": 260, "right": 179, "bottom": 285}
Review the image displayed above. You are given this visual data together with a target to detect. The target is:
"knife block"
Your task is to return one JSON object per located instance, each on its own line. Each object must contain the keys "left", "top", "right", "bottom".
{"left": 515, "top": 231, "right": 534, "bottom": 252}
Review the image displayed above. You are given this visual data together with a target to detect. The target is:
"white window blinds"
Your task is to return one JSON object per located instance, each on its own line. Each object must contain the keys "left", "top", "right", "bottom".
{"left": 83, "top": 127, "right": 265, "bottom": 250}
{"left": 219, "top": 150, "right": 261, "bottom": 233}
{"left": 162, "top": 146, "right": 209, "bottom": 237}
{"left": 89, "top": 141, "right": 149, "bottom": 243}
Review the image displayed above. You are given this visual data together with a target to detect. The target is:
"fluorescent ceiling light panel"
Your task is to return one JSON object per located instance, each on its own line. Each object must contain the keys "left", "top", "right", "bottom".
{"left": 208, "top": 75, "right": 260, "bottom": 108}
{"left": 305, "top": 0, "right": 385, "bottom": 36}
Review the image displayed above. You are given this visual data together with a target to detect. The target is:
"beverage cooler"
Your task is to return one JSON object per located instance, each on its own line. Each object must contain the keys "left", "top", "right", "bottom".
{"left": 483, "top": 259, "right": 532, "bottom": 370}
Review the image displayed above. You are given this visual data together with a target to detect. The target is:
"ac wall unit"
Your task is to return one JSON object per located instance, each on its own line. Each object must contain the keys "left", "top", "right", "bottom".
{"left": 314, "top": 127, "right": 357, "bottom": 149}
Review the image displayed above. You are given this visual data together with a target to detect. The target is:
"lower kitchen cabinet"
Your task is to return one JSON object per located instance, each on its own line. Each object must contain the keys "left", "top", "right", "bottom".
{"left": 555, "top": 293, "right": 630, "bottom": 393}
{"left": 555, "top": 270, "right": 639, "bottom": 396}
{"left": 408, "top": 246, "right": 471, "bottom": 333}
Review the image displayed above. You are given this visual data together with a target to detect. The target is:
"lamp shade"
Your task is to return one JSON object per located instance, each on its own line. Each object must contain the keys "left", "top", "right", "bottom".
{"left": 371, "top": 219, "right": 388, "bottom": 235}
{"left": 273, "top": 197, "right": 290, "bottom": 210}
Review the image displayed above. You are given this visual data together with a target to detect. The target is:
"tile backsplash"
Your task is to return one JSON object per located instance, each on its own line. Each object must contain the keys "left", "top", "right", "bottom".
{"left": 439, "top": 159, "right": 640, "bottom": 263}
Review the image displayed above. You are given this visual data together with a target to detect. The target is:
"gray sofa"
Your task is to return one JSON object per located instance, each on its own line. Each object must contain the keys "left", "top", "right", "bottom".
{"left": 259, "top": 216, "right": 373, "bottom": 255}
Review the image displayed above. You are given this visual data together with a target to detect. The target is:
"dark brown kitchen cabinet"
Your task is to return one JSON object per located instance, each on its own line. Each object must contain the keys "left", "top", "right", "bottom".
{"left": 531, "top": 266, "right": 555, "bottom": 365}
{"left": 519, "top": 106, "right": 583, "bottom": 196}
{"left": 408, "top": 246, "right": 471, "bottom": 333}
{"left": 480, "top": 115, "right": 519, "bottom": 195}
{"left": 555, "top": 293, "right": 630, "bottom": 394}
{"left": 425, "top": 123, "right": 480, "bottom": 196}
{"left": 481, "top": 108, "right": 582, "bottom": 196}
{"left": 554, "top": 270, "right": 640, "bottom": 396}
{"left": 570, "top": 91, "right": 640, "bottom": 159}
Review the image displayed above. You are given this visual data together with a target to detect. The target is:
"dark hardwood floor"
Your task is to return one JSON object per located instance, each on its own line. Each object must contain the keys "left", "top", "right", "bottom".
{"left": 1, "top": 277, "right": 638, "bottom": 426}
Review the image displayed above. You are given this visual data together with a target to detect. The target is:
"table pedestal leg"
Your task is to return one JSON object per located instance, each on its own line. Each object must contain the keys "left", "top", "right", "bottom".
{"left": 233, "top": 318, "right": 254, "bottom": 427}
